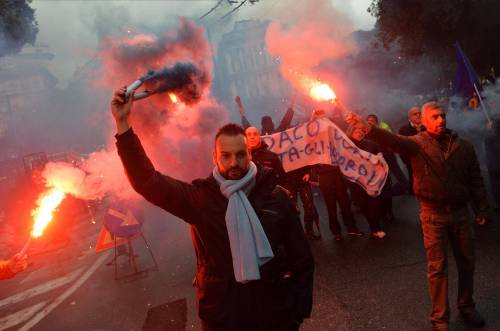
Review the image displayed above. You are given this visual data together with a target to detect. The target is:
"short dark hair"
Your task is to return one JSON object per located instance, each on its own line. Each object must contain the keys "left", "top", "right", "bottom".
{"left": 367, "top": 114, "right": 379, "bottom": 122}
{"left": 215, "top": 123, "right": 246, "bottom": 141}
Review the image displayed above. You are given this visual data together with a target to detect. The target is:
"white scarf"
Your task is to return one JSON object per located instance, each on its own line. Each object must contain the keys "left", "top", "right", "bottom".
{"left": 212, "top": 162, "right": 274, "bottom": 283}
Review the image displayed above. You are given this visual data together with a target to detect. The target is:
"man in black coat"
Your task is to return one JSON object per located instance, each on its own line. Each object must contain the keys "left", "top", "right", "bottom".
{"left": 398, "top": 106, "right": 425, "bottom": 136}
{"left": 111, "top": 87, "right": 314, "bottom": 331}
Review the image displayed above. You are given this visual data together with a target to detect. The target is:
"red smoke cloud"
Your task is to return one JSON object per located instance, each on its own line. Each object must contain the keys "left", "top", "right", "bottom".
{"left": 266, "top": 0, "right": 356, "bottom": 101}
{"left": 41, "top": 18, "right": 227, "bottom": 202}
{"left": 42, "top": 151, "right": 137, "bottom": 201}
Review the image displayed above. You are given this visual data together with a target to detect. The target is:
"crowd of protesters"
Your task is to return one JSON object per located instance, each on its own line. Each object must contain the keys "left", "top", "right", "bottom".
{"left": 5, "top": 88, "right": 491, "bottom": 331}
{"left": 230, "top": 96, "right": 491, "bottom": 331}
{"left": 234, "top": 96, "right": 433, "bottom": 241}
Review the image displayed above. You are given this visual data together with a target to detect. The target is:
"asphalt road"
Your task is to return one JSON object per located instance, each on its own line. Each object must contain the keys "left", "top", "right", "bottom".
{"left": 0, "top": 193, "right": 499, "bottom": 331}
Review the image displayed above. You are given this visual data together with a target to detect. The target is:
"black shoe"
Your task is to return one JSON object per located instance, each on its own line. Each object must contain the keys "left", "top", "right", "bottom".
{"left": 347, "top": 228, "right": 364, "bottom": 237}
{"left": 460, "top": 308, "right": 485, "bottom": 327}
{"left": 333, "top": 233, "right": 343, "bottom": 241}
{"left": 305, "top": 231, "right": 321, "bottom": 240}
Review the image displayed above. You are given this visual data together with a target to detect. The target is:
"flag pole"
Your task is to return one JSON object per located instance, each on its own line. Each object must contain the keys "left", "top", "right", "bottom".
{"left": 473, "top": 83, "right": 492, "bottom": 123}
{"left": 455, "top": 42, "right": 492, "bottom": 123}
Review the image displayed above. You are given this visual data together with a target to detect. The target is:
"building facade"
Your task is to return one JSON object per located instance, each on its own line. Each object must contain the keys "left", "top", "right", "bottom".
{"left": 212, "top": 20, "right": 292, "bottom": 125}
{"left": 0, "top": 46, "right": 57, "bottom": 158}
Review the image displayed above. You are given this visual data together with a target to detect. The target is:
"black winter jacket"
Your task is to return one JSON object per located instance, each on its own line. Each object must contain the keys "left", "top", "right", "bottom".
{"left": 116, "top": 129, "right": 314, "bottom": 326}
{"left": 398, "top": 122, "right": 425, "bottom": 137}
{"left": 250, "top": 142, "right": 286, "bottom": 184}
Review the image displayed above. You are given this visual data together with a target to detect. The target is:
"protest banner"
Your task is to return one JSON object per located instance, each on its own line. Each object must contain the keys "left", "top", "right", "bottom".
{"left": 262, "top": 118, "right": 388, "bottom": 197}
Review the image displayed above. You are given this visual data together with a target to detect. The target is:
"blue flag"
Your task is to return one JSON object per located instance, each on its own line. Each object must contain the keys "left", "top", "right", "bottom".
{"left": 453, "top": 42, "right": 481, "bottom": 98}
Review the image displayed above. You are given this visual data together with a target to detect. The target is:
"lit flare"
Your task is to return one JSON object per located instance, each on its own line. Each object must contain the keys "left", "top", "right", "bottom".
{"left": 310, "top": 83, "right": 336, "bottom": 102}
{"left": 169, "top": 93, "right": 178, "bottom": 103}
{"left": 30, "top": 189, "right": 66, "bottom": 238}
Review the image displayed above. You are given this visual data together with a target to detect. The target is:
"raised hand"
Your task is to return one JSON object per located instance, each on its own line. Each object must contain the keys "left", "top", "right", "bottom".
{"left": 8, "top": 253, "right": 28, "bottom": 274}
{"left": 235, "top": 96, "right": 245, "bottom": 116}
{"left": 111, "top": 86, "right": 134, "bottom": 134}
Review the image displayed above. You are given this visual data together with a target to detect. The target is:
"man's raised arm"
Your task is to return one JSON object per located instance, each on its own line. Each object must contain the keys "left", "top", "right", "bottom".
{"left": 111, "top": 87, "right": 201, "bottom": 223}
{"left": 276, "top": 100, "right": 295, "bottom": 132}
{"left": 345, "top": 113, "right": 420, "bottom": 158}
{"left": 235, "top": 96, "right": 251, "bottom": 129}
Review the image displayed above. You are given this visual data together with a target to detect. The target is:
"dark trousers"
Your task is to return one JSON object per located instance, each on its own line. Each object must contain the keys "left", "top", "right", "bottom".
{"left": 350, "top": 185, "right": 382, "bottom": 233}
{"left": 385, "top": 153, "right": 408, "bottom": 195}
{"left": 357, "top": 196, "right": 382, "bottom": 232}
{"left": 200, "top": 280, "right": 299, "bottom": 331}
{"left": 201, "top": 320, "right": 298, "bottom": 331}
{"left": 404, "top": 162, "right": 414, "bottom": 195}
{"left": 318, "top": 170, "right": 357, "bottom": 234}
{"left": 419, "top": 205, "right": 475, "bottom": 328}
{"left": 286, "top": 178, "right": 319, "bottom": 233}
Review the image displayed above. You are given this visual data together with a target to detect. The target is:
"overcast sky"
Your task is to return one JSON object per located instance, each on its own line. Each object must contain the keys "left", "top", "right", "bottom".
{"left": 30, "top": 0, "right": 376, "bottom": 84}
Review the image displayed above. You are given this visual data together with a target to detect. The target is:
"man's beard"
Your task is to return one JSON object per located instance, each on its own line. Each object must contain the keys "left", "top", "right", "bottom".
{"left": 222, "top": 166, "right": 247, "bottom": 180}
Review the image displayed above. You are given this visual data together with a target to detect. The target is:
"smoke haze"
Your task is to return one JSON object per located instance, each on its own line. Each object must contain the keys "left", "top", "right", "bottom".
{"left": 32, "top": 17, "right": 226, "bottom": 201}
{"left": 1, "top": 1, "right": 497, "bottom": 203}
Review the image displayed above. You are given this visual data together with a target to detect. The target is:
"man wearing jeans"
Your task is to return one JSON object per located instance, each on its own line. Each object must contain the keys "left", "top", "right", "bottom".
{"left": 346, "top": 102, "right": 489, "bottom": 331}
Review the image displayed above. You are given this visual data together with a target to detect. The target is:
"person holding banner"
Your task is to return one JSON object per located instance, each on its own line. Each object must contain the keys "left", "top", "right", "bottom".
{"left": 346, "top": 101, "right": 489, "bottom": 331}
{"left": 316, "top": 164, "right": 361, "bottom": 241}
{"left": 310, "top": 109, "right": 361, "bottom": 240}
{"left": 367, "top": 114, "right": 408, "bottom": 200}
{"left": 244, "top": 127, "right": 322, "bottom": 240}
{"left": 346, "top": 125, "right": 387, "bottom": 239}
{"left": 238, "top": 99, "right": 320, "bottom": 240}
{"left": 112, "top": 87, "right": 314, "bottom": 331}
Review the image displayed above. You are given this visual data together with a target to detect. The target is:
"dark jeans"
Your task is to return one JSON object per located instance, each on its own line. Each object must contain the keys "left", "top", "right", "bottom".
{"left": 419, "top": 204, "right": 476, "bottom": 328}
{"left": 286, "top": 179, "right": 319, "bottom": 233}
{"left": 349, "top": 183, "right": 383, "bottom": 233}
{"left": 318, "top": 170, "right": 357, "bottom": 234}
